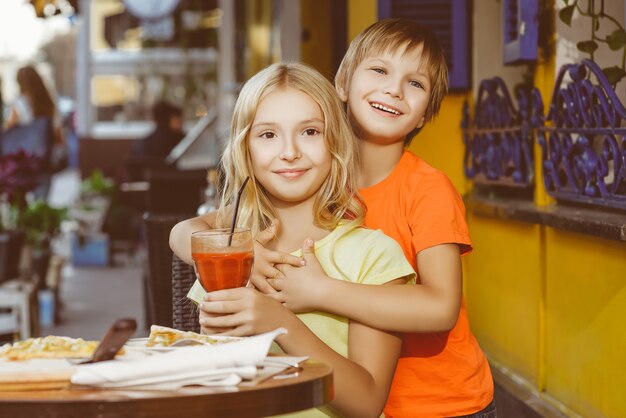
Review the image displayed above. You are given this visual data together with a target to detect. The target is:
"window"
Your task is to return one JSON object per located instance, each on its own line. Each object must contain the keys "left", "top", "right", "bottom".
{"left": 502, "top": 0, "right": 538, "bottom": 64}
{"left": 378, "top": 0, "right": 470, "bottom": 90}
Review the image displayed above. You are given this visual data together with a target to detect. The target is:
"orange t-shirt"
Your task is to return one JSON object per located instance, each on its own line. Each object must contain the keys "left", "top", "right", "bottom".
{"left": 360, "top": 150, "right": 493, "bottom": 418}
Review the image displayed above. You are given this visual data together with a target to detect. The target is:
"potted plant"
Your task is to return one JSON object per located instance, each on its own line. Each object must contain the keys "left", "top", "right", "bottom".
{"left": 18, "top": 200, "right": 67, "bottom": 290}
{"left": 0, "top": 150, "right": 44, "bottom": 282}
{"left": 80, "top": 169, "right": 115, "bottom": 199}
{"left": 69, "top": 170, "right": 116, "bottom": 267}
{"left": 19, "top": 200, "right": 67, "bottom": 250}
{"left": 72, "top": 169, "right": 115, "bottom": 234}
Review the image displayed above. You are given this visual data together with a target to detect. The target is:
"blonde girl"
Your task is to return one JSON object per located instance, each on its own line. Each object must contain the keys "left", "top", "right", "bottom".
{"left": 186, "top": 62, "right": 414, "bottom": 418}
{"left": 215, "top": 61, "right": 362, "bottom": 239}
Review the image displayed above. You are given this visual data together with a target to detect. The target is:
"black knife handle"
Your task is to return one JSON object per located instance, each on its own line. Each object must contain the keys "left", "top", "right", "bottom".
{"left": 91, "top": 318, "right": 137, "bottom": 363}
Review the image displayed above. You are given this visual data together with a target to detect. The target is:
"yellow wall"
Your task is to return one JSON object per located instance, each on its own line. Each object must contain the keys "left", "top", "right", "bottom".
{"left": 347, "top": 0, "right": 376, "bottom": 40}
{"left": 300, "top": 0, "right": 333, "bottom": 79}
{"left": 533, "top": 51, "right": 556, "bottom": 207}
{"left": 465, "top": 213, "right": 543, "bottom": 385}
{"left": 245, "top": 0, "right": 273, "bottom": 78}
{"left": 461, "top": 28, "right": 558, "bottom": 400}
{"left": 461, "top": 7, "right": 626, "bottom": 417}
{"left": 410, "top": 95, "right": 470, "bottom": 195}
{"left": 315, "top": 3, "right": 626, "bottom": 415}
{"left": 544, "top": 229, "right": 626, "bottom": 417}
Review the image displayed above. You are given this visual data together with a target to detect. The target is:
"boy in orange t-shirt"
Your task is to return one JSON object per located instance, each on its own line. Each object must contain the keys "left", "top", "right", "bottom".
{"left": 258, "top": 19, "right": 495, "bottom": 417}
{"left": 170, "top": 19, "right": 495, "bottom": 418}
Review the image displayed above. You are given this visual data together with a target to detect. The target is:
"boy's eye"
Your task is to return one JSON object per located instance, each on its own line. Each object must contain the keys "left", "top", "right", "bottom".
{"left": 260, "top": 131, "right": 276, "bottom": 139}
{"left": 410, "top": 80, "right": 424, "bottom": 89}
{"left": 303, "top": 128, "right": 320, "bottom": 136}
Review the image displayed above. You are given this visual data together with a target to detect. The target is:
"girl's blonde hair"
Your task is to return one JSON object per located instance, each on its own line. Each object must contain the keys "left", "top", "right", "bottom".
{"left": 217, "top": 62, "right": 364, "bottom": 236}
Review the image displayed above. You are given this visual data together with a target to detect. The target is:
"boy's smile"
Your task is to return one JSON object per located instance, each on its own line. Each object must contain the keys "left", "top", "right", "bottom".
{"left": 370, "top": 101, "right": 402, "bottom": 116}
{"left": 339, "top": 44, "right": 430, "bottom": 145}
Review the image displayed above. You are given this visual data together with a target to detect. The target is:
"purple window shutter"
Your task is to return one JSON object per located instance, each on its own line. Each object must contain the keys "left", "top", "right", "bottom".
{"left": 502, "top": 0, "right": 538, "bottom": 64}
{"left": 378, "top": 0, "right": 470, "bottom": 90}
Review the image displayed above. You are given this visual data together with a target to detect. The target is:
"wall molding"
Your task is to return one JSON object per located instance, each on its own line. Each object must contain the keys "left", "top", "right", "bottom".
{"left": 466, "top": 194, "right": 626, "bottom": 242}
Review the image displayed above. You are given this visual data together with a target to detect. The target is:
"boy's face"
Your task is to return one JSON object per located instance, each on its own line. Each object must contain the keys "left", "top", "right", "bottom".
{"left": 338, "top": 44, "right": 430, "bottom": 145}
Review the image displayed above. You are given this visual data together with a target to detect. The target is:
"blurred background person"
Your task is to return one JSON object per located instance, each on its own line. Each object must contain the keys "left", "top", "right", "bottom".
{"left": 131, "top": 100, "right": 185, "bottom": 161}
{"left": 4, "top": 65, "right": 57, "bottom": 131}
{"left": 3, "top": 64, "right": 66, "bottom": 162}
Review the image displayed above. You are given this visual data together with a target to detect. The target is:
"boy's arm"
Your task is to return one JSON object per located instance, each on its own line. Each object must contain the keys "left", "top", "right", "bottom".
{"left": 169, "top": 212, "right": 218, "bottom": 264}
{"left": 200, "top": 288, "right": 400, "bottom": 417}
{"left": 273, "top": 242, "right": 462, "bottom": 333}
{"left": 248, "top": 220, "right": 305, "bottom": 294}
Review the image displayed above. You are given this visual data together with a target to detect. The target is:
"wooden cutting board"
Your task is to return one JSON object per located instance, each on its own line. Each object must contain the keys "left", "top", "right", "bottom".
{"left": 0, "top": 360, "right": 76, "bottom": 391}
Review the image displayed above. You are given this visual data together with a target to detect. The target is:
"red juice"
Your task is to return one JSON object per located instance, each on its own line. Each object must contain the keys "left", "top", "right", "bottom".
{"left": 192, "top": 251, "right": 254, "bottom": 292}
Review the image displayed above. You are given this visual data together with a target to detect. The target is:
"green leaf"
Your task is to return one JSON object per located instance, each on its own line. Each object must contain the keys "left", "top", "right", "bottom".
{"left": 559, "top": 5, "right": 576, "bottom": 26}
{"left": 602, "top": 66, "right": 626, "bottom": 85}
{"left": 607, "top": 29, "right": 626, "bottom": 51}
{"left": 576, "top": 40, "right": 598, "bottom": 54}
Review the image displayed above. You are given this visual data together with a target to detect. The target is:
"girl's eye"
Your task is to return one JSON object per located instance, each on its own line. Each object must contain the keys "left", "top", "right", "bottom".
{"left": 410, "top": 80, "right": 424, "bottom": 89}
{"left": 371, "top": 67, "right": 386, "bottom": 75}
{"left": 303, "top": 128, "right": 320, "bottom": 136}
{"left": 260, "top": 131, "right": 276, "bottom": 139}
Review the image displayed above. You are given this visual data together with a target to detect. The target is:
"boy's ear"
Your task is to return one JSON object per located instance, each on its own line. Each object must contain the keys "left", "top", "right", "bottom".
{"left": 335, "top": 85, "right": 348, "bottom": 102}
{"left": 416, "top": 115, "right": 426, "bottom": 129}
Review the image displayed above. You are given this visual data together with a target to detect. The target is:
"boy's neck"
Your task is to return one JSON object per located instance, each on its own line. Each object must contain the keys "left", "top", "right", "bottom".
{"left": 358, "top": 140, "right": 405, "bottom": 189}
{"left": 271, "top": 201, "right": 331, "bottom": 253}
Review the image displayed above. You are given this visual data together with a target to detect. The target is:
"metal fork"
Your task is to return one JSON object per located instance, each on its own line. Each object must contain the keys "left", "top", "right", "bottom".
{"left": 169, "top": 338, "right": 208, "bottom": 347}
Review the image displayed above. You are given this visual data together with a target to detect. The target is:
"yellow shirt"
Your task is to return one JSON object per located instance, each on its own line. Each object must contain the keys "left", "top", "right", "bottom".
{"left": 188, "top": 224, "right": 415, "bottom": 417}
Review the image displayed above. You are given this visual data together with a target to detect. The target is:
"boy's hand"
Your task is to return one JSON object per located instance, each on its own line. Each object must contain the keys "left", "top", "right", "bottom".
{"left": 269, "top": 239, "right": 332, "bottom": 313}
{"left": 250, "top": 219, "right": 305, "bottom": 294}
{"left": 198, "top": 287, "right": 290, "bottom": 337}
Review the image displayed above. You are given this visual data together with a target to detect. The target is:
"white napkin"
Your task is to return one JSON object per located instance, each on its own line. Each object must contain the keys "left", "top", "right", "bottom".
{"left": 71, "top": 328, "right": 287, "bottom": 388}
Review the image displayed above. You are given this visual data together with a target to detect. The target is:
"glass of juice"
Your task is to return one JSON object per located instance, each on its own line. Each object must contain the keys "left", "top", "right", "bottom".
{"left": 191, "top": 228, "right": 254, "bottom": 292}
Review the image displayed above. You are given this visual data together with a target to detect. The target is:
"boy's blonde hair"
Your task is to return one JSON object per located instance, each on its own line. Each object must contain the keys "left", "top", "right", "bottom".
{"left": 217, "top": 62, "right": 364, "bottom": 236}
{"left": 335, "top": 18, "right": 448, "bottom": 126}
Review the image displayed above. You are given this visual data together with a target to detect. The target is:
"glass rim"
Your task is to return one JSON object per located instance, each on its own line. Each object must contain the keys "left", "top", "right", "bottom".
{"left": 191, "top": 228, "right": 251, "bottom": 238}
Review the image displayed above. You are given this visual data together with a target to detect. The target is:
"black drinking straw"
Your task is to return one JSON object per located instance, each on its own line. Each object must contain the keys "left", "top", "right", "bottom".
{"left": 228, "top": 176, "right": 250, "bottom": 245}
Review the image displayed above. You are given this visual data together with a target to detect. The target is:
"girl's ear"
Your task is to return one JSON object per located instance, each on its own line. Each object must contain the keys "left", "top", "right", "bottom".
{"left": 335, "top": 85, "right": 348, "bottom": 102}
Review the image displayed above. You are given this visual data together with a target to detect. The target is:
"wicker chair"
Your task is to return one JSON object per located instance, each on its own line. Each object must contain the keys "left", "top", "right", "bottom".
{"left": 171, "top": 255, "right": 200, "bottom": 332}
{"left": 143, "top": 213, "right": 193, "bottom": 328}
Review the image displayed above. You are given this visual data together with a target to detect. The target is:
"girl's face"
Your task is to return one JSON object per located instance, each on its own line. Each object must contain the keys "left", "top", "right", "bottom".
{"left": 248, "top": 87, "right": 332, "bottom": 208}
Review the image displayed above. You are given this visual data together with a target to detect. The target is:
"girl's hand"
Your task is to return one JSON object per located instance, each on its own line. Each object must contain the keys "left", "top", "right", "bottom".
{"left": 250, "top": 219, "right": 305, "bottom": 294}
{"left": 269, "top": 239, "right": 333, "bottom": 313}
{"left": 199, "top": 287, "right": 291, "bottom": 336}
{"left": 199, "top": 295, "right": 233, "bottom": 335}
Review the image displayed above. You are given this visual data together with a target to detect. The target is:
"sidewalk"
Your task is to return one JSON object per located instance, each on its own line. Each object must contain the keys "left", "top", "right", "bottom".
{"left": 41, "top": 263, "right": 147, "bottom": 340}
{"left": 41, "top": 169, "right": 148, "bottom": 340}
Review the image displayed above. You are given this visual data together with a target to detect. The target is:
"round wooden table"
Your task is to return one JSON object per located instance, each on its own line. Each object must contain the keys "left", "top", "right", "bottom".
{"left": 0, "top": 360, "right": 333, "bottom": 418}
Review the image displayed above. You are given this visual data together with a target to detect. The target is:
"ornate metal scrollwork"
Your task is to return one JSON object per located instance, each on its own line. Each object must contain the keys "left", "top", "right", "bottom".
{"left": 462, "top": 77, "right": 539, "bottom": 189}
{"left": 537, "top": 59, "right": 626, "bottom": 210}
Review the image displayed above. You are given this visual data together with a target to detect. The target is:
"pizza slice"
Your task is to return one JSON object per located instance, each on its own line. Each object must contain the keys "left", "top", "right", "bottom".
{"left": 0, "top": 336, "right": 100, "bottom": 361}
{"left": 146, "top": 325, "right": 242, "bottom": 347}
